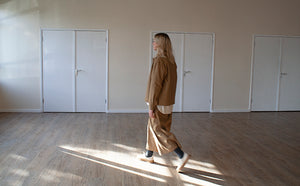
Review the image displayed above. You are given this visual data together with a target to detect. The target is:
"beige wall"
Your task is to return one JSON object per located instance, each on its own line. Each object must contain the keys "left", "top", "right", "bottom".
{"left": 0, "top": 0, "right": 299, "bottom": 112}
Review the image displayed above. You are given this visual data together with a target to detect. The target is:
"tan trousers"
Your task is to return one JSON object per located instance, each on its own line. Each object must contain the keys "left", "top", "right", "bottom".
{"left": 146, "top": 108, "right": 181, "bottom": 155}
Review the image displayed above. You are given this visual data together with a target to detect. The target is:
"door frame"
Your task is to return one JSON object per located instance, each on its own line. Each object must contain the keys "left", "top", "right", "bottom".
{"left": 40, "top": 28, "right": 109, "bottom": 112}
{"left": 249, "top": 34, "right": 300, "bottom": 111}
{"left": 149, "top": 31, "right": 215, "bottom": 112}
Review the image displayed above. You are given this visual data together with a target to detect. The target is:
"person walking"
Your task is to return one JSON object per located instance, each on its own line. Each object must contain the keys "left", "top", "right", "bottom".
{"left": 138, "top": 33, "right": 190, "bottom": 173}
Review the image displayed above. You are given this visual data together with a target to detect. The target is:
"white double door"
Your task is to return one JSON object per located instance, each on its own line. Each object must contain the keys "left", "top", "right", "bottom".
{"left": 42, "top": 30, "right": 107, "bottom": 112}
{"left": 152, "top": 33, "right": 214, "bottom": 112}
{"left": 251, "top": 36, "right": 300, "bottom": 111}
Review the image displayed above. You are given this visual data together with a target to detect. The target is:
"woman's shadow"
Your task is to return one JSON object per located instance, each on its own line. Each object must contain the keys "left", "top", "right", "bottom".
{"left": 153, "top": 160, "right": 225, "bottom": 185}
{"left": 180, "top": 167, "right": 225, "bottom": 185}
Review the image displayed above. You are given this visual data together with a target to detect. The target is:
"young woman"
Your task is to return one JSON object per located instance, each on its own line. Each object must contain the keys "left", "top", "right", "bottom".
{"left": 138, "top": 33, "right": 190, "bottom": 173}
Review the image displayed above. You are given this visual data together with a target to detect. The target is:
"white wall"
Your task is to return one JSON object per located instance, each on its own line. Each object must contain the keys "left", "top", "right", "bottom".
{"left": 0, "top": 0, "right": 299, "bottom": 112}
{"left": 0, "top": 0, "right": 40, "bottom": 112}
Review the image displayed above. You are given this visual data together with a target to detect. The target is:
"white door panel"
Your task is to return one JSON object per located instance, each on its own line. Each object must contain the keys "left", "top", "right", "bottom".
{"left": 76, "top": 31, "right": 106, "bottom": 112}
{"left": 150, "top": 32, "right": 213, "bottom": 112}
{"left": 252, "top": 37, "right": 281, "bottom": 111}
{"left": 279, "top": 38, "right": 300, "bottom": 111}
{"left": 168, "top": 33, "right": 183, "bottom": 112}
{"left": 43, "top": 31, "right": 74, "bottom": 112}
{"left": 43, "top": 30, "right": 107, "bottom": 112}
{"left": 183, "top": 34, "right": 213, "bottom": 111}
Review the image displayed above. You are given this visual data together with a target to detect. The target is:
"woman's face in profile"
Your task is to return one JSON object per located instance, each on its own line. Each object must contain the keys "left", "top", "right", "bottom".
{"left": 153, "top": 39, "right": 158, "bottom": 51}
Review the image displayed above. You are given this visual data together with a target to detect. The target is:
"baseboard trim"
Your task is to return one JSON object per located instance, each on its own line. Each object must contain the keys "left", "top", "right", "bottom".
{"left": 0, "top": 109, "right": 42, "bottom": 113}
{"left": 107, "top": 109, "right": 148, "bottom": 113}
{"left": 0, "top": 108, "right": 251, "bottom": 113}
{"left": 211, "top": 109, "right": 250, "bottom": 113}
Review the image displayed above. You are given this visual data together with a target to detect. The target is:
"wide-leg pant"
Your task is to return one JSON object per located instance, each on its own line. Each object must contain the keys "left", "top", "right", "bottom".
{"left": 146, "top": 108, "right": 181, "bottom": 155}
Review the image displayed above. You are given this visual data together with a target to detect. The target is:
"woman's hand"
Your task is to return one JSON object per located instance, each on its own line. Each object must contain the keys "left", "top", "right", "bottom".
{"left": 149, "top": 110, "right": 155, "bottom": 118}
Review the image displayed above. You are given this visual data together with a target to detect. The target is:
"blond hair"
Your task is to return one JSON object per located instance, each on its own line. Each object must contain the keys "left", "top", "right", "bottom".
{"left": 154, "top": 33, "right": 176, "bottom": 64}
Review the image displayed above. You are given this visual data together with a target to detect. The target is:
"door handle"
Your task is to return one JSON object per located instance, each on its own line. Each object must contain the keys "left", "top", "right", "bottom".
{"left": 280, "top": 72, "right": 287, "bottom": 76}
{"left": 184, "top": 70, "right": 191, "bottom": 76}
{"left": 75, "top": 69, "right": 84, "bottom": 76}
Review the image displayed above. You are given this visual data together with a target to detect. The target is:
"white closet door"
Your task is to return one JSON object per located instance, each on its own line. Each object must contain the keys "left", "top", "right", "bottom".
{"left": 168, "top": 33, "right": 184, "bottom": 112}
{"left": 76, "top": 31, "right": 107, "bottom": 112}
{"left": 252, "top": 37, "right": 281, "bottom": 111}
{"left": 43, "top": 31, "right": 74, "bottom": 112}
{"left": 279, "top": 37, "right": 300, "bottom": 111}
{"left": 183, "top": 34, "right": 213, "bottom": 112}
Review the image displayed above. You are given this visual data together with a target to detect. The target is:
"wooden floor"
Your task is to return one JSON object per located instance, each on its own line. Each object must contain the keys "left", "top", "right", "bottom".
{"left": 0, "top": 112, "right": 299, "bottom": 186}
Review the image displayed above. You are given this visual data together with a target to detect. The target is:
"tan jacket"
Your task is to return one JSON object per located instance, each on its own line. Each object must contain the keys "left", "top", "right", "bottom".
{"left": 145, "top": 56, "right": 177, "bottom": 110}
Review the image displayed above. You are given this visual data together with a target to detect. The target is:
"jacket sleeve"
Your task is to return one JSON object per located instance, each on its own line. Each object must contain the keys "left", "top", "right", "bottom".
{"left": 148, "top": 59, "right": 167, "bottom": 110}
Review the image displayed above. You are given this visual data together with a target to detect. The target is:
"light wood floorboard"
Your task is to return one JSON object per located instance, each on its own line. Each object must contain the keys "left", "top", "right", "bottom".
{"left": 0, "top": 112, "right": 299, "bottom": 185}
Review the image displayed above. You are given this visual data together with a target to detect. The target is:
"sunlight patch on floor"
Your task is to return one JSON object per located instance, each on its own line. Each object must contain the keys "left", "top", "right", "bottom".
{"left": 3, "top": 154, "right": 30, "bottom": 185}
{"left": 59, "top": 144, "right": 224, "bottom": 185}
{"left": 40, "top": 169, "right": 82, "bottom": 183}
{"left": 60, "top": 144, "right": 173, "bottom": 178}
{"left": 9, "top": 154, "right": 27, "bottom": 161}
{"left": 61, "top": 148, "right": 166, "bottom": 183}
{"left": 186, "top": 159, "right": 222, "bottom": 175}
{"left": 9, "top": 169, "right": 29, "bottom": 177}
{"left": 112, "top": 143, "right": 141, "bottom": 152}
{"left": 4, "top": 146, "right": 224, "bottom": 185}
